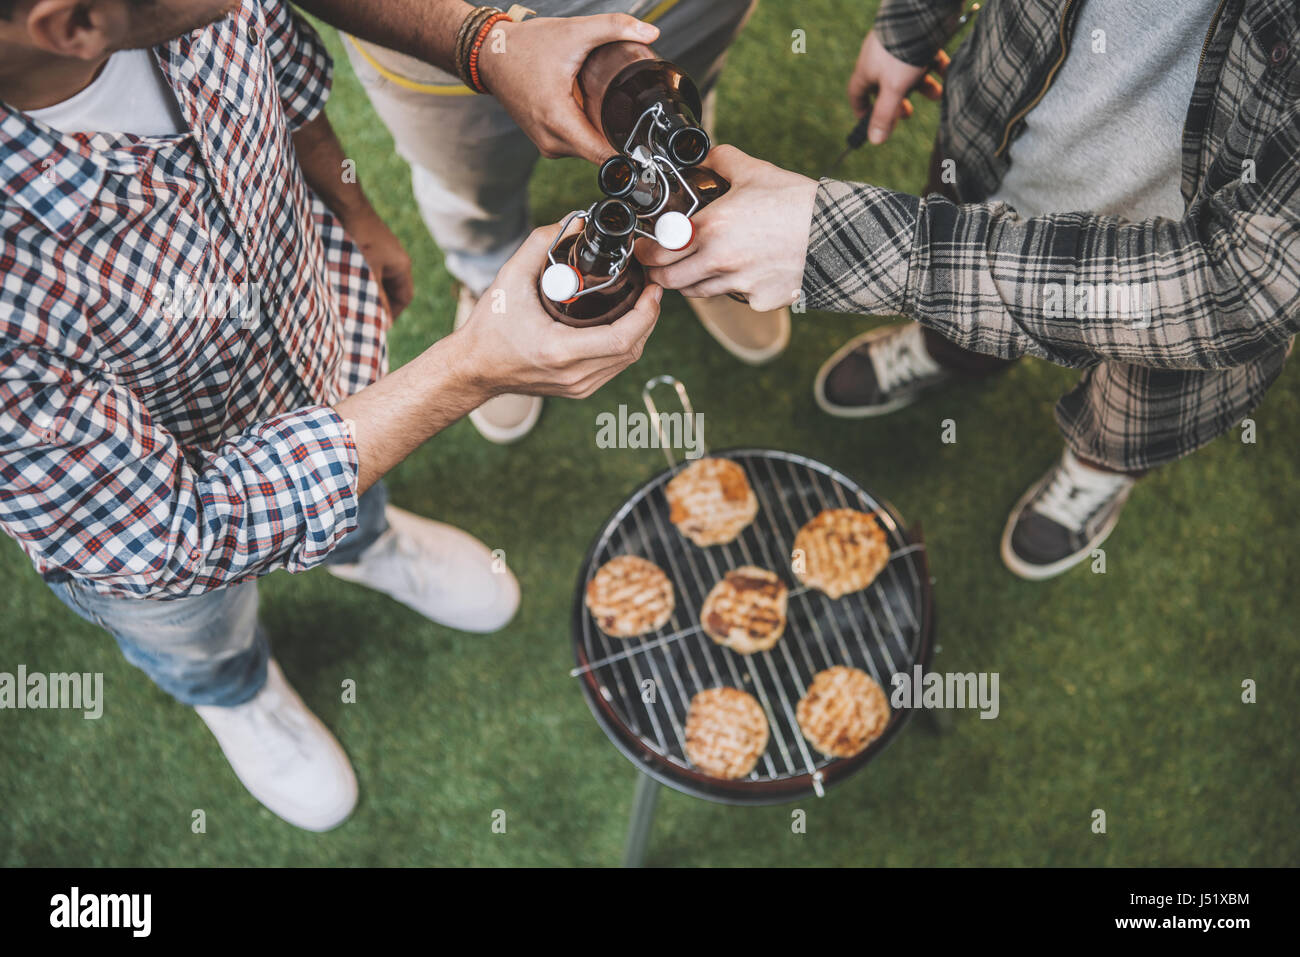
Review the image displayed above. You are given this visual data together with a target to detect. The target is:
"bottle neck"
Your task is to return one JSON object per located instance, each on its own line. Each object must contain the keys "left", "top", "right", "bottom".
{"left": 600, "top": 158, "right": 665, "bottom": 215}
{"left": 600, "top": 58, "right": 706, "bottom": 160}
{"left": 571, "top": 223, "right": 629, "bottom": 278}
{"left": 650, "top": 111, "right": 709, "bottom": 167}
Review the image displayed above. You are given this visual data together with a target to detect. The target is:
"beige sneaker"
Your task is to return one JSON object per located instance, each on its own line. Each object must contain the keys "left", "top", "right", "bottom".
{"left": 686, "top": 295, "right": 791, "bottom": 366}
{"left": 454, "top": 285, "right": 543, "bottom": 444}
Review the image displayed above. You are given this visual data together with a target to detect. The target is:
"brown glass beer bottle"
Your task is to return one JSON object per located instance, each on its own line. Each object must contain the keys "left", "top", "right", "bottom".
{"left": 578, "top": 41, "right": 710, "bottom": 167}
{"left": 597, "top": 154, "right": 730, "bottom": 250}
{"left": 539, "top": 199, "right": 646, "bottom": 327}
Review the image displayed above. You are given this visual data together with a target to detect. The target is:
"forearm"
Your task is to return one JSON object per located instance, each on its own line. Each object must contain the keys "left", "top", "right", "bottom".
{"left": 335, "top": 331, "right": 494, "bottom": 495}
{"left": 802, "top": 180, "right": 1300, "bottom": 371}
{"left": 293, "top": 112, "right": 371, "bottom": 223}
{"left": 292, "top": 0, "right": 473, "bottom": 72}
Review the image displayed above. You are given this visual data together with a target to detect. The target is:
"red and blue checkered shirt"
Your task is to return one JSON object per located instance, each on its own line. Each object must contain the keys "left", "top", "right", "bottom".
{"left": 0, "top": 1, "right": 390, "bottom": 599}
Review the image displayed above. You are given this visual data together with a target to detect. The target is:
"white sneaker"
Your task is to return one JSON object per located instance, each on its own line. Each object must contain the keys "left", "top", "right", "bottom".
{"left": 454, "top": 285, "right": 542, "bottom": 444}
{"left": 195, "top": 659, "right": 357, "bottom": 832}
{"left": 329, "top": 505, "right": 521, "bottom": 633}
{"left": 685, "top": 294, "right": 791, "bottom": 365}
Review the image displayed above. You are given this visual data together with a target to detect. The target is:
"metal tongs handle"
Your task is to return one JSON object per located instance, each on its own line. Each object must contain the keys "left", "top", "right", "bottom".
{"left": 641, "top": 375, "right": 706, "bottom": 469}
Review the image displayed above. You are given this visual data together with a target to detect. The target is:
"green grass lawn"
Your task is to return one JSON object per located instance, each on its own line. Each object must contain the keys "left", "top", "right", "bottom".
{"left": 2, "top": 0, "right": 1297, "bottom": 867}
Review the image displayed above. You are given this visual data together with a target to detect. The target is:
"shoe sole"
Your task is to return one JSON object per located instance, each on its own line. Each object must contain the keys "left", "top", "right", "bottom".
{"left": 468, "top": 396, "right": 543, "bottom": 445}
{"left": 812, "top": 326, "right": 949, "bottom": 418}
{"left": 998, "top": 477, "right": 1131, "bottom": 581}
{"left": 687, "top": 297, "right": 791, "bottom": 366}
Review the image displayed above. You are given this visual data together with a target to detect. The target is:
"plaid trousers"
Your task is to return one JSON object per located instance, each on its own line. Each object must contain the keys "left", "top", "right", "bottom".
{"left": 916, "top": 145, "right": 1292, "bottom": 474}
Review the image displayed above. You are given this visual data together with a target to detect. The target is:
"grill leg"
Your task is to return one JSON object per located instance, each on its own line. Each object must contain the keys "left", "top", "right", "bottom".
{"left": 622, "top": 771, "right": 661, "bottom": 868}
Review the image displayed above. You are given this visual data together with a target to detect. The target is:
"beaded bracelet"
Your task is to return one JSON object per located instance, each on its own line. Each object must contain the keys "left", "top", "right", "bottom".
{"left": 467, "top": 11, "right": 512, "bottom": 94}
{"left": 455, "top": 6, "right": 507, "bottom": 93}
{"left": 454, "top": 7, "right": 493, "bottom": 88}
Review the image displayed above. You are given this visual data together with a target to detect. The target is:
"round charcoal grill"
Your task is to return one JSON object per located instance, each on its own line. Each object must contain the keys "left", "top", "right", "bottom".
{"left": 570, "top": 379, "right": 935, "bottom": 847}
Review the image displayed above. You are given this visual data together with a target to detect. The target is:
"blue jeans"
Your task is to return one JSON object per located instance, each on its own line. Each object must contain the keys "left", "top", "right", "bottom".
{"left": 47, "top": 483, "right": 391, "bottom": 707}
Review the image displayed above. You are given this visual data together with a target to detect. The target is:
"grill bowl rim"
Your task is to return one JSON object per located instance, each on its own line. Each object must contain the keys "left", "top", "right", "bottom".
{"left": 570, "top": 447, "right": 936, "bottom": 806}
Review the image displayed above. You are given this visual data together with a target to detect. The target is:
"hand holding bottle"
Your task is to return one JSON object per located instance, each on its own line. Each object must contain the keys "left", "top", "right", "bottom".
{"left": 458, "top": 222, "right": 662, "bottom": 399}
{"left": 334, "top": 221, "right": 660, "bottom": 495}
{"left": 639, "top": 146, "right": 819, "bottom": 313}
{"left": 477, "top": 15, "right": 662, "bottom": 163}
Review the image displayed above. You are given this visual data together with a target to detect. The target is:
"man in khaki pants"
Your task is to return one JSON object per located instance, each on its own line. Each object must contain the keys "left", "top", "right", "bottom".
{"left": 339, "top": 0, "right": 790, "bottom": 443}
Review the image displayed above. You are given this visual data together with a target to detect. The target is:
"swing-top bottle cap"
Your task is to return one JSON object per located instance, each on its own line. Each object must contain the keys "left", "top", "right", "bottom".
{"left": 654, "top": 211, "right": 694, "bottom": 251}
{"left": 541, "top": 263, "right": 582, "bottom": 303}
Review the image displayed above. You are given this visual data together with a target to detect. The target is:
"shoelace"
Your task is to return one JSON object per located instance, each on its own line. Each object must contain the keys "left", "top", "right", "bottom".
{"left": 1032, "top": 461, "right": 1129, "bottom": 531}
{"left": 873, "top": 326, "right": 941, "bottom": 394}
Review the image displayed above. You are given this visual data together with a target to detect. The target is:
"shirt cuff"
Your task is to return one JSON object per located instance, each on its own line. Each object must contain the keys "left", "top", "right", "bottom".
{"left": 249, "top": 404, "right": 360, "bottom": 573}
{"left": 874, "top": 0, "right": 965, "bottom": 67}
{"left": 264, "top": 1, "right": 335, "bottom": 131}
{"left": 802, "top": 179, "right": 918, "bottom": 316}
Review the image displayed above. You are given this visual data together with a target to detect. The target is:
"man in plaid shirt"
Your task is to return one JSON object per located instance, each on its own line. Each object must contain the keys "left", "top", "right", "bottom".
{"left": 0, "top": 0, "right": 660, "bottom": 830}
{"left": 643, "top": 0, "right": 1299, "bottom": 580}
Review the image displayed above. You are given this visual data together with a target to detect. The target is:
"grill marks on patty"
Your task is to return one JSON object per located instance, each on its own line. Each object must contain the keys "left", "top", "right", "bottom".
{"left": 585, "top": 555, "right": 676, "bottom": 638}
{"left": 684, "top": 687, "right": 770, "bottom": 780}
{"left": 700, "top": 566, "right": 788, "bottom": 654}
{"left": 665, "top": 458, "right": 759, "bottom": 547}
{"left": 794, "top": 509, "right": 892, "bottom": 600}
{"left": 796, "top": 666, "right": 890, "bottom": 759}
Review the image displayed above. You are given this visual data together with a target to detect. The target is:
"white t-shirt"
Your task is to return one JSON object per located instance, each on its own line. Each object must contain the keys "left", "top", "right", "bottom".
{"left": 26, "top": 48, "right": 186, "bottom": 137}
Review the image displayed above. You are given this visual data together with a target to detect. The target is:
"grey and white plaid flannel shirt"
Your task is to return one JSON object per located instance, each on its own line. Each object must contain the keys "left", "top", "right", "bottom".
{"left": 803, "top": 0, "right": 1299, "bottom": 374}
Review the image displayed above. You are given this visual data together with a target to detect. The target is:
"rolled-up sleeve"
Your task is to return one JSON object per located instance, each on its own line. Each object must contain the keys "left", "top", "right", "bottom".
{"left": 0, "top": 349, "right": 360, "bottom": 599}
{"left": 802, "top": 169, "right": 1300, "bottom": 372}
{"left": 263, "top": 0, "right": 334, "bottom": 131}
{"left": 874, "top": 0, "right": 966, "bottom": 67}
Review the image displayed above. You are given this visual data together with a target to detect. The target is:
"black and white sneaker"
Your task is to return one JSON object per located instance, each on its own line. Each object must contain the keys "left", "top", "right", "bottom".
{"left": 1001, "top": 450, "right": 1137, "bottom": 580}
{"left": 813, "top": 322, "right": 951, "bottom": 417}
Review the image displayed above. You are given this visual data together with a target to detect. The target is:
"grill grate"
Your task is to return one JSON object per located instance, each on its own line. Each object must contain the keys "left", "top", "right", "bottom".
{"left": 571, "top": 448, "right": 934, "bottom": 805}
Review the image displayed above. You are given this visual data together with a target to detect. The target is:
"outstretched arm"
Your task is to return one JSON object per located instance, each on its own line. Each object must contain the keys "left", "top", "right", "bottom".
{"left": 642, "top": 142, "right": 1300, "bottom": 373}
{"left": 0, "top": 224, "right": 660, "bottom": 598}
{"left": 293, "top": 0, "right": 660, "bottom": 162}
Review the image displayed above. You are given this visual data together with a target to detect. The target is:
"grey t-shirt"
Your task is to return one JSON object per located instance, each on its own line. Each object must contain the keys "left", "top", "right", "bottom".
{"left": 990, "top": 0, "right": 1220, "bottom": 220}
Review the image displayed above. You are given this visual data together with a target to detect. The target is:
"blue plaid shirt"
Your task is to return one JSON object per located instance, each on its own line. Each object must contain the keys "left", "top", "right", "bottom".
{"left": 0, "top": 1, "right": 390, "bottom": 599}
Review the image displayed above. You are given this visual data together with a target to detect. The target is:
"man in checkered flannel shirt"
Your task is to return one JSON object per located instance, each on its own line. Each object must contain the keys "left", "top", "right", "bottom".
{"left": 0, "top": 0, "right": 661, "bottom": 830}
{"left": 643, "top": 0, "right": 1299, "bottom": 581}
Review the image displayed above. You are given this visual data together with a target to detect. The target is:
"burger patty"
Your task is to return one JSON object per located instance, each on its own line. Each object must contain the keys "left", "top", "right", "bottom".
{"left": 684, "top": 687, "right": 770, "bottom": 780}
{"left": 794, "top": 508, "right": 891, "bottom": 600}
{"left": 796, "top": 666, "right": 891, "bottom": 759}
{"left": 700, "top": 566, "right": 788, "bottom": 655}
{"left": 585, "top": 555, "right": 676, "bottom": 638}
{"left": 665, "top": 457, "right": 759, "bottom": 547}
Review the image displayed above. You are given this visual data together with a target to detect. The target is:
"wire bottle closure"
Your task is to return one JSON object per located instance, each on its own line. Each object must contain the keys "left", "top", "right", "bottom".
{"left": 542, "top": 203, "right": 635, "bottom": 302}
